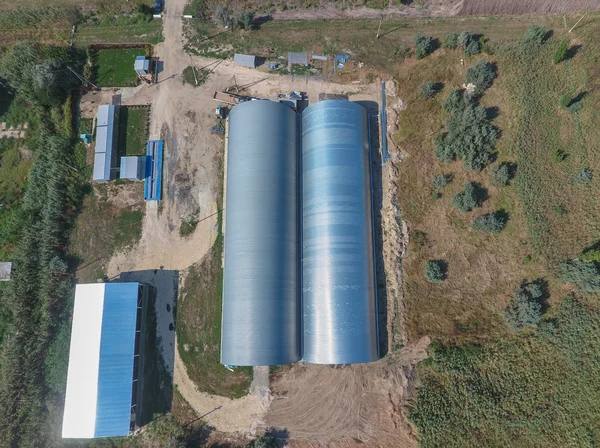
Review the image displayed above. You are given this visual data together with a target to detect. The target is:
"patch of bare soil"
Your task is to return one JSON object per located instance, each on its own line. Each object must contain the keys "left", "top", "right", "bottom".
{"left": 265, "top": 337, "right": 429, "bottom": 447}
{"left": 459, "top": 0, "right": 600, "bottom": 15}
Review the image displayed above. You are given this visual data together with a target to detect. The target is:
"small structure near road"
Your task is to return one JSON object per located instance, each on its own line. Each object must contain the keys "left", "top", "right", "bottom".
{"left": 288, "top": 51, "right": 308, "bottom": 66}
{"left": 93, "top": 105, "right": 119, "bottom": 182}
{"left": 134, "top": 56, "right": 150, "bottom": 76}
{"left": 62, "top": 283, "right": 149, "bottom": 439}
{"left": 234, "top": 53, "right": 257, "bottom": 69}
{"left": 0, "top": 262, "right": 12, "bottom": 281}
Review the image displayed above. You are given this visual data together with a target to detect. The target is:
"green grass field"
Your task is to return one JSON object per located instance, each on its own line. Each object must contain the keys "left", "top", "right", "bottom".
{"left": 96, "top": 48, "right": 144, "bottom": 87}
{"left": 118, "top": 106, "right": 149, "bottom": 157}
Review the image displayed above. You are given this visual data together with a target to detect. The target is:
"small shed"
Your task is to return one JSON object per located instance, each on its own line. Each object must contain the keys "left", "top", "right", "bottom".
{"left": 234, "top": 54, "right": 257, "bottom": 68}
{"left": 288, "top": 52, "right": 308, "bottom": 66}
{"left": 120, "top": 156, "right": 146, "bottom": 181}
{"left": 134, "top": 56, "right": 150, "bottom": 76}
{"left": 0, "top": 262, "right": 12, "bottom": 281}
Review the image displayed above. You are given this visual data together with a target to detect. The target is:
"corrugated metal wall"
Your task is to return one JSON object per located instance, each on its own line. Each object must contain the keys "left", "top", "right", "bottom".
{"left": 301, "top": 100, "right": 378, "bottom": 364}
{"left": 221, "top": 100, "right": 301, "bottom": 366}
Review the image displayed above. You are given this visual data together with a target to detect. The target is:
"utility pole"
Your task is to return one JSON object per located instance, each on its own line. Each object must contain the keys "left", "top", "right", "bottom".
{"left": 376, "top": 16, "right": 383, "bottom": 39}
{"left": 563, "top": 15, "right": 567, "bottom": 29}
{"left": 66, "top": 66, "right": 99, "bottom": 90}
{"left": 569, "top": 12, "right": 587, "bottom": 33}
{"left": 188, "top": 55, "right": 199, "bottom": 85}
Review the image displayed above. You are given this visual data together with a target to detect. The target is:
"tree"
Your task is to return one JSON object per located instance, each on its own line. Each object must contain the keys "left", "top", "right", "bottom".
{"left": 237, "top": 10, "right": 255, "bottom": 30}
{"left": 465, "top": 58, "right": 495, "bottom": 95}
{"left": 560, "top": 93, "right": 571, "bottom": 108}
{"left": 432, "top": 174, "right": 451, "bottom": 189}
{"left": 414, "top": 34, "right": 433, "bottom": 59}
{"left": 457, "top": 30, "right": 481, "bottom": 56}
{"left": 521, "top": 25, "right": 548, "bottom": 55}
{"left": 559, "top": 259, "right": 600, "bottom": 293}
{"left": 504, "top": 281, "right": 543, "bottom": 331}
{"left": 490, "top": 162, "right": 513, "bottom": 186}
{"left": 473, "top": 211, "right": 506, "bottom": 233}
{"left": 215, "top": 5, "right": 233, "bottom": 27}
{"left": 582, "top": 249, "right": 600, "bottom": 263}
{"left": 425, "top": 260, "right": 446, "bottom": 283}
{"left": 452, "top": 183, "right": 480, "bottom": 212}
{"left": 420, "top": 81, "right": 437, "bottom": 99}
{"left": 444, "top": 32, "right": 458, "bottom": 49}
{"left": 436, "top": 91, "right": 497, "bottom": 171}
{"left": 553, "top": 38, "right": 570, "bottom": 64}
{"left": 248, "top": 434, "right": 279, "bottom": 448}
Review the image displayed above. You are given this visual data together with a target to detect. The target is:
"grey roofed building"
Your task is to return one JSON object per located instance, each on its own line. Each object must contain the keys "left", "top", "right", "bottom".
{"left": 233, "top": 53, "right": 256, "bottom": 68}
{"left": 0, "top": 262, "right": 12, "bottom": 281}
{"left": 221, "top": 100, "right": 300, "bottom": 367}
{"left": 120, "top": 156, "right": 146, "bottom": 181}
{"left": 93, "top": 105, "right": 119, "bottom": 182}
{"left": 288, "top": 51, "right": 308, "bottom": 66}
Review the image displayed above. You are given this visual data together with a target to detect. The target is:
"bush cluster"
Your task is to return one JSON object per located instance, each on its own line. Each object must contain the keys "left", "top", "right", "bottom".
{"left": 425, "top": 260, "right": 446, "bottom": 283}
{"left": 215, "top": 6, "right": 254, "bottom": 30}
{"left": 490, "top": 162, "right": 513, "bottom": 186}
{"left": 465, "top": 58, "right": 496, "bottom": 95}
{"left": 420, "top": 81, "right": 438, "bottom": 99}
{"left": 504, "top": 281, "right": 544, "bottom": 331}
{"left": 436, "top": 90, "right": 497, "bottom": 171}
{"left": 432, "top": 174, "right": 451, "bottom": 189}
{"left": 444, "top": 30, "right": 482, "bottom": 56}
{"left": 560, "top": 259, "right": 600, "bottom": 293}
{"left": 521, "top": 25, "right": 548, "bottom": 55}
{"left": 452, "top": 183, "right": 480, "bottom": 212}
{"left": 414, "top": 34, "right": 434, "bottom": 59}
{"left": 473, "top": 211, "right": 506, "bottom": 233}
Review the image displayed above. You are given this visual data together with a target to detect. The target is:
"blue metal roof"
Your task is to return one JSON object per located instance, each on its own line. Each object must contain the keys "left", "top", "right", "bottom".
{"left": 94, "top": 283, "right": 138, "bottom": 437}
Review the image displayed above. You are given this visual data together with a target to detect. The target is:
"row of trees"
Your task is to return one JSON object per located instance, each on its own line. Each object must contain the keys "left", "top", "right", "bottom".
{"left": 0, "top": 43, "right": 85, "bottom": 446}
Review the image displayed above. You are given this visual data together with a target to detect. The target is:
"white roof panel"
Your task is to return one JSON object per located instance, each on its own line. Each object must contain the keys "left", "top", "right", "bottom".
{"left": 97, "top": 105, "right": 115, "bottom": 127}
{"left": 93, "top": 152, "right": 110, "bottom": 181}
{"left": 62, "top": 284, "right": 105, "bottom": 439}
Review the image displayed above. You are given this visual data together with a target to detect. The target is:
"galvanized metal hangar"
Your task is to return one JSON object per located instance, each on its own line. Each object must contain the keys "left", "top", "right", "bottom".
{"left": 221, "top": 99, "right": 378, "bottom": 366}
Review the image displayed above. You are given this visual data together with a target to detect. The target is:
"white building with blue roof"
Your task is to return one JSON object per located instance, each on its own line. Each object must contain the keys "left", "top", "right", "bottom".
{"left": 62, "top": 282, "right": 148, "bottom": 438}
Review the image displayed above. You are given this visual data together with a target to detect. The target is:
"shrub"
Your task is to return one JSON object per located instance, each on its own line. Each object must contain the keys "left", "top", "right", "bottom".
{"left": 414, "top": 34, "right": 433, "bottom": 59}
{"left": 574, "top": 168, "right": 592, "bottom": 184}
{"left": 465, "top": 59, "right": 495, "bottom": 95}
{"left": 443, "top": 32, "right": 458, "bottom": 49}
{"left": 394, "top": 45, "right": 411, "bottom": 61}
{"left": 567, "top": 101, "right": 583, "bottom": 113}
{"left": 425, "top": 260, "right": 446, "bottom": 283}
{"left": 521, "top": 25, "right": 548, "bottom": 55}
{"left": 559, "top": 259, "right": 600, "bottom": 293}
{"left": 553, "top": 204, "right": 567, "bottom": 216}
{"left": 551, "top": 148, "right": 566, "bottom": 163}
{"left": 560, "top": 93, "right": 571, "bottom": 108}
{"left": 436, "top": 91, "right": 497, "bottom": 171}
{"left": 465, "top": 39, "right": 482, "bottom": 56}
{"left": 473, "top": 211, "right": 506, "bottom": 233}
{"left": 490, "top": 162, "right": 513, "bottom": 186}
{"left": 582, "top": 249, "right": 600, "bottom": 264}
{"left": 432, "top": 191, "right": 442, "bottom": 200}
{"left": 412, "top": 230, "right": 427, "bottom": 250}
{"left": 420, "top": 81, "right": 437, "bottom": 99}
{"left": 452, "top": 183, "right": 480, "bottom": 212}
{"left": 432, "top": 174, "right": 451, "bottom": 189}
{"left": 504, "top": 282, "right": 544, "bottom": 331}
{"left": 553, "top": 38, "right": 570, "bottom": 64}
{"left": 457, "top": 30, "right": 481, "bottom": 56}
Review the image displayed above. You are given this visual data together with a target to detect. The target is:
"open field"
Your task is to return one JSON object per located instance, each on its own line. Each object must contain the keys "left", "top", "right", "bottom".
{"left": 71, "top": 183, "right": 145, "bottom": 282}
{"left": 96, "top": 48, "right": 144, "bottom": 87}
{"left": 75, "top": 20, "right": 164, "bottom": 46}
{"left": 118, "top": 106, "right": 150, "bottom": 157}
{"left": 184, "top": 13, "right": 596, "bottom": 73}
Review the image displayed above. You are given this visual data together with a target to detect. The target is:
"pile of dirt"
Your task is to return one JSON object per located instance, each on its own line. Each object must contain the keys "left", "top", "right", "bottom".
{"left": 459, "top": 0, "right": 600, "bottom": 15}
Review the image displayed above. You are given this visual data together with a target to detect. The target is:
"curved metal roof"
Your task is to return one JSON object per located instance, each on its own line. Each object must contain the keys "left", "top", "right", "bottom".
{"left": 221, "top": 100, "right": 301, "bottom": 366}
{"left": 301, "top": 100, "right": 378, "bottom": 364}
